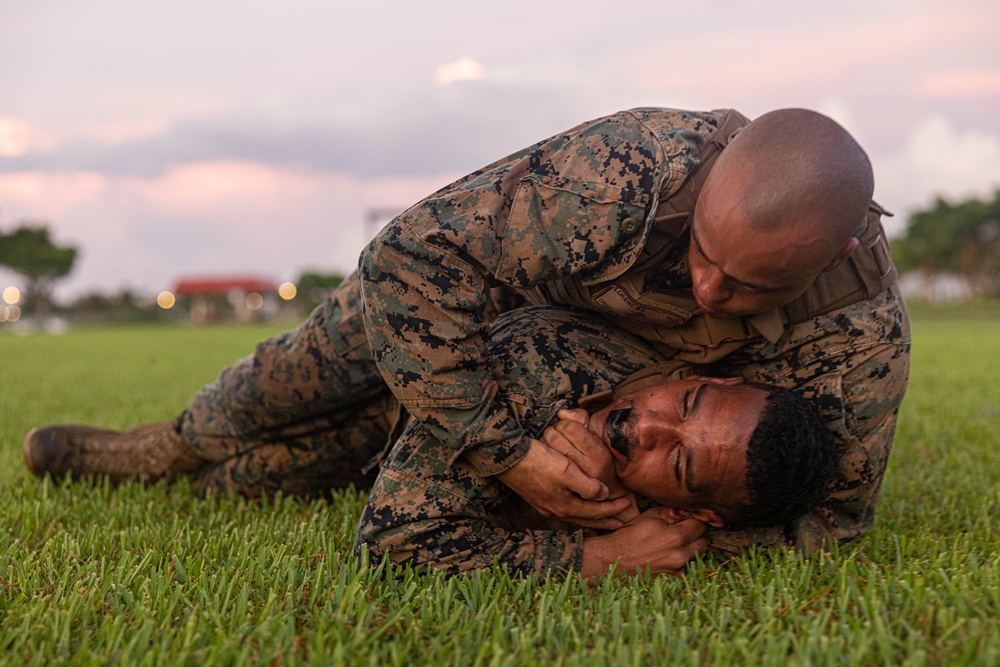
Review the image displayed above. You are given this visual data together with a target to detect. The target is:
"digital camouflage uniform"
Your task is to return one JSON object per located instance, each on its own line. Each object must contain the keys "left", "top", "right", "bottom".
{"left": 179, "top": 107, "right": 911, "bottom": 573}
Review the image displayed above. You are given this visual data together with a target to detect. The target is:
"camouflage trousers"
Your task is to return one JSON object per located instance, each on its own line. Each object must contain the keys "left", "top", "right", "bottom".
{"left": 179, "top": 272, "right": 402, "bottom": 497}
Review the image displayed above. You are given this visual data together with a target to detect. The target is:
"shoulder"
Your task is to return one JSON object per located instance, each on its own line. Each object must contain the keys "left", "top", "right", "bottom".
{"left": 620, "top": 108, "right": 731, "bottom": 172}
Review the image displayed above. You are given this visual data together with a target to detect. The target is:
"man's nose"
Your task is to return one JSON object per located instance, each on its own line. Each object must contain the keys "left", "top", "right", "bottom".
{"left": 696, "top": 268, "right": 731, "bottom": 305}
{"left": 637, "top": 414, "right": 682, "bottom": 450}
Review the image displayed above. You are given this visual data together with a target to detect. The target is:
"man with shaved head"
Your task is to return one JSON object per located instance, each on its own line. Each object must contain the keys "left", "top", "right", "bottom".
{"left": 689, "top": 109, "right": 876, "bottom": 319}
{"left": 25, "top": 106, "right": 909, "bottom": 567}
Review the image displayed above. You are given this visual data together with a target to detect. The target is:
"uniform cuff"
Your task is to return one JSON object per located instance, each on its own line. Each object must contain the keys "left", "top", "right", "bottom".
{"left": 463, "top": 432, "right": 532, "bottom": 478}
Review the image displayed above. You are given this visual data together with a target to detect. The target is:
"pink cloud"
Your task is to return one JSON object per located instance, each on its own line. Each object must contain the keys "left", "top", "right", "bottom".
{"left": 0, "top": 117, "right": 57, "bottom": 157}
{"left": 127, "top": 161, "right": 328, "bottom": 213}
{"left": 915, "top": 69, "right": 1000, "bottom": 98}
{"left": 0, "top": 161, "right": 457, "bottom": 298}
{"left": 633, "top": 9, "right": 993, "bottom": 104}
{"left": 0, "top": 171, "right": 107, "bottom": 218}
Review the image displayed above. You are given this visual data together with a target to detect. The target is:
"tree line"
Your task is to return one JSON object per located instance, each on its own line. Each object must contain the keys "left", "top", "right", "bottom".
{"left": 890, "top": 189, "right": 1000, "bottom": 297}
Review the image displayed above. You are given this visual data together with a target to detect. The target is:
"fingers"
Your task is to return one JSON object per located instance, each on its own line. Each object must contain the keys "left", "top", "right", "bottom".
{"left": 554, "top": 419, "right": 604, "bottom": 454}
{"left": 668, "top": 516, "right": 708, "bottom": 542}
{"left": 552, "top": 496, "right": 634, "bottom": 530}
{"left": 572, "top": 516, "right": 628, "bottom": 531}
{"left": 546, "top": 419, "right": 611, "bottom": 482}
{"left": 638, "top": 510, "right": 707, "bottom": 539}
{"left": 555, "top": 451, "right": 609, "bottom": 501}
{"left": 660, "top": 536, "right": 709, "bottom": 574}
{"left": 536, "top": 493, "right": 630, "bottom": 524}
{"left": 541, "top": 425, "right": 579, "bottom": 458}
{"left": 654, "top": 517, "right": 708, "bottom": 571}
{"left": 555, "top": 408, "right": 589, "bottom": 425}
{"left": 497, "top": 438, "right": 632, "bottom": 526}
{"left": 636, "top": 517, "right": 708, "bottom": 574}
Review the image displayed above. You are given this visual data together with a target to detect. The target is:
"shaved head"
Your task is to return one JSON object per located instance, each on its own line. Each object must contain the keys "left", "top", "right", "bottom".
{"left": 712, "top": 108, "right": 874, "bottom": 247}
{"left": 688, "top": 109, "right": 875, "bottom": 318}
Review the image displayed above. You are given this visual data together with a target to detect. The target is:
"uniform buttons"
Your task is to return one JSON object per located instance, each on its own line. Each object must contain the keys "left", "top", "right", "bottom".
{"left": 621, "top": 217, "right": 640, "bottom": 234}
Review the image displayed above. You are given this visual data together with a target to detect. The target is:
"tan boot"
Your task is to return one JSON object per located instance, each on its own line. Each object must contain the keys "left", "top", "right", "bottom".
{"left": 23, "top": 422, "right": 205, "bottom": 484}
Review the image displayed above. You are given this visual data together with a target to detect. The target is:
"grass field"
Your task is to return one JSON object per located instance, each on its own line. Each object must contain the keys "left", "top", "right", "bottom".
{"left": 1, "top": 303, "right": 999, "bottom": 666}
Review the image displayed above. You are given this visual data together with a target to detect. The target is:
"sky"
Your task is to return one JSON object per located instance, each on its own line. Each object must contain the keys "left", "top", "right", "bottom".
{"left": 1, "top": 0, "right": 998, "bottom": 300}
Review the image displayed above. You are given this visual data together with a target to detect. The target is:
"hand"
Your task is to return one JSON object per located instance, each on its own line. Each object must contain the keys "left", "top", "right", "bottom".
{"left": 542, "top": 409, "right": 640, "bottom": 523}
{"left": 543, "top": 409, "right": 619, "bottom": 491}
{"left": 580, "top": 511, "right": 708, "bottom": 582}
{"left": 496, "top": 438, "right": 633, "bottom": 530}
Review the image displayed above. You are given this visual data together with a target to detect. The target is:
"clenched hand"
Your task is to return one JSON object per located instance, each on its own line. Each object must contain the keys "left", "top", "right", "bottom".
{"left": 580, "top": 511, "right": 708, "bottom": 581}
{"left": 496, "top": 437, "right": 633, "bottom": 530}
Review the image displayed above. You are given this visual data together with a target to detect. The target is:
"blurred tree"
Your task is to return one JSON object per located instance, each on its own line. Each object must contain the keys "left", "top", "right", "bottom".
{"left": 0, "top": 223, "right": 78, "bottom": 314}
{"left": 892, "top": 190, "right": 1000, "bottom": 296}
{"left": 294, "top": 270, "right": 344, "bottom": 313}
{"left": 68, "top": 289, "right": 163, "bottom": 324}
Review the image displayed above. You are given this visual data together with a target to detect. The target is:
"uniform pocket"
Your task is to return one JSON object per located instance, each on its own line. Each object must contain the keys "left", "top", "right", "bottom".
{"left": 497, "top": 174, "right": 649, "bottom": 287}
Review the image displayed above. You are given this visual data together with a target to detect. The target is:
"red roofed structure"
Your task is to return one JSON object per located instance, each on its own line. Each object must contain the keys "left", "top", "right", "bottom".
{"left": 170, "top": 275, "right": 282, "bottom": 324}
{"left": 173, "top": 276, "right": 277, "bottom": 296}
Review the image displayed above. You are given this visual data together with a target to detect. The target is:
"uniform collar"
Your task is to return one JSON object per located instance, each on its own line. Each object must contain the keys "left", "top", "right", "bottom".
{"left": 748, "top": 309, "right": 786, "bottom": 344}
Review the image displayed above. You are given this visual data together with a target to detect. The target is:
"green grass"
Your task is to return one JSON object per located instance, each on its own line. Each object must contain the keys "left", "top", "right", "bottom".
{"left": 1, "top": 309, "right": 999, "bottom": 666}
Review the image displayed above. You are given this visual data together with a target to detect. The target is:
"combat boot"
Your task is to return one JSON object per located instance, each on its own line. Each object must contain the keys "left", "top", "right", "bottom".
{"left": 23, "top": 422, "right": 205, "bottom": 484}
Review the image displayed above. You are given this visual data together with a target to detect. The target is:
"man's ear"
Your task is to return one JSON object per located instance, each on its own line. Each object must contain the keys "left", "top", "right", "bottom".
{"left": 666, "top": 507, "right": 727, "bottom": 528}
{"left": 823, "top": 237, "right": 860, "bottom": 273}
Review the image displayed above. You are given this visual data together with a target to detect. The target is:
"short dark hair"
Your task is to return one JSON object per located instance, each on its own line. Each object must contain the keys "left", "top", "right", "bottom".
{"left": 727, "top": 385, "right": 840, "bottom": 529}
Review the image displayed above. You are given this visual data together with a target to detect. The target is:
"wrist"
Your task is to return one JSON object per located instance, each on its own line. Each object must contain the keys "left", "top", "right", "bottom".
{"left": 580, "top": 533, "right": 623, "bottom": 581}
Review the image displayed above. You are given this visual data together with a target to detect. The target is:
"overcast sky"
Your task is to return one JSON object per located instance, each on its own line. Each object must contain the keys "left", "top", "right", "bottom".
{"left": 2, "top": 0, "right": 998, "bottom": 300}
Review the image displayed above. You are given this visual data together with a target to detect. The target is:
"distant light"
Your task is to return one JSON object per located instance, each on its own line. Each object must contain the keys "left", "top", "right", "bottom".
{"left": 2, "top": 286, "right": 20, "bottom": 305}
{"left": 278, "top": 282, "right": 297, "bottom": 300}
{"left": 245, "top": 292, "right": 264, "bottom": 310}
{"left": 1, "top": 305, "right": 20, "bottom": 323}
{"left": 157, "top": 291, "right": 176, "bottom": 309}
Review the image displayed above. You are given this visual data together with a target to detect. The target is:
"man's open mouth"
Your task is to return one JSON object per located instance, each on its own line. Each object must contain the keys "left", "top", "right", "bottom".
{"left": 605, "top": 408, "right": 631, "bottom": 460}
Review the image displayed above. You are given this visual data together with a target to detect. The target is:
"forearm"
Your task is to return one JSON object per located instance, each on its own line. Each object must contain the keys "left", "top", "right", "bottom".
{"left": 354, "top": 466, "right": 584, "bottom": 577}
{"left": 359, "top": 215, "right": 529, "bottom": 474}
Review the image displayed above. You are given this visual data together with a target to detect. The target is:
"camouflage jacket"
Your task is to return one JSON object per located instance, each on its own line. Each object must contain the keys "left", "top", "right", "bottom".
{"left": 359, "top": 107, "right": 911, "bottom": 554}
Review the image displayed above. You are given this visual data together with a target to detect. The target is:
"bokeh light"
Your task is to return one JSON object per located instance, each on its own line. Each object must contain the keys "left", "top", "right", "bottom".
{"left": 157, "top": 291, "right": 176, "bottom": 309}
{"left": 245, "top": 292, "right": 264, "bottom": 310}
{"left": 2, "top": 286, "right": 20, "bottom": 304}
{"left": 278, "top": 282, "right": 297, "bottom": 300}
{"left": 0, "top": 305, "right": 21, "bottom": 323}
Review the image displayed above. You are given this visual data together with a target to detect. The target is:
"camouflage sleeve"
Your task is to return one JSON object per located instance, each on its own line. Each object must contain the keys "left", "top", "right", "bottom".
{"left": 707, "top": 284, "right": 912, "bottom": 554}
{"left": 353, "top": 421, "right": 585, "bottom": 577}
{"left": 358, "top": 111, "right": 668, "bottom": 477}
